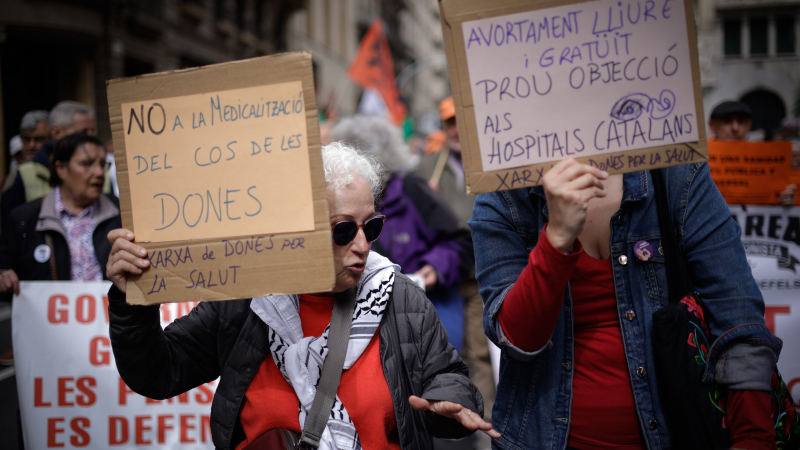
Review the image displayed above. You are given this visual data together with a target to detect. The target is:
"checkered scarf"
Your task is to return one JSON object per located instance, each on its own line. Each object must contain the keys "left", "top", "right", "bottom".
{"left": 250, "top": 251, "right": 397, "bottom": 450}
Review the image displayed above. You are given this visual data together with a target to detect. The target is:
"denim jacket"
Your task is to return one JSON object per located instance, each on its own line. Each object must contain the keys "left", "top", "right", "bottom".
{"left": 468, "top": 163, "right": 781, "bottom": 450}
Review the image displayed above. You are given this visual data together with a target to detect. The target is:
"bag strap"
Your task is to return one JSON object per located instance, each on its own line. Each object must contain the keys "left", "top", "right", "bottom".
{"left": 298, "top": 286, "right": 357, "bottom": 450}
{"left": 44, "top": 234, "right": 58, "bottom": 281}
{"left": 650, "top": 169, "right": 693, "bottom": 303}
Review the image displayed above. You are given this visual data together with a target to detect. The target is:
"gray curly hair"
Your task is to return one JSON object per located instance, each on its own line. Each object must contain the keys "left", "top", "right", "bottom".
{"left": 322, "top": 141, "right": 384, "bottom": 200}
{"left": 329, "top": 114, "right": 410, "bottom": 174}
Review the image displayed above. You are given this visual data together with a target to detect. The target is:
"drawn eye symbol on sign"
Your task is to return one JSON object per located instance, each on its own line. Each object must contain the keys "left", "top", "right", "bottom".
{"left": 610, "top": 90, "right": 676, "bottom": 122}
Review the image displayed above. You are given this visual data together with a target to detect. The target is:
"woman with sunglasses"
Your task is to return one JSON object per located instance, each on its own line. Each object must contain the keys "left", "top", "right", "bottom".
{"left": 105, "top": 141, "right": 498, "bottom": 450}
{"left": 331, "top": 115, "right": 474, "bottom": 353}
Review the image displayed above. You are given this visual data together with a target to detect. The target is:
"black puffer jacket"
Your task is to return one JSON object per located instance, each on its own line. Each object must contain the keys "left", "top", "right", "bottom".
{"left": 108, "top": 274, "right": 483, "bottom": 450}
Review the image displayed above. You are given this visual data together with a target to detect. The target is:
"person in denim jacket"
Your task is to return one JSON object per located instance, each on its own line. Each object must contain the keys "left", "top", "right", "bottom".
{"left": 469, "top": 158, "right": 781, "bottom": 450}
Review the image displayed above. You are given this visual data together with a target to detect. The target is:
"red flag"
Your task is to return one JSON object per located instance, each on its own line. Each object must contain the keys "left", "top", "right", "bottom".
{"left": 348, "top": 19, "right": 407, "bottom": 125}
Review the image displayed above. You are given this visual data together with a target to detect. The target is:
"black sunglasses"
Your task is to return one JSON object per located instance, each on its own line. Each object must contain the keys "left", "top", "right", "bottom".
{"left": 331, "top": 215, "right": 386, "bottom": 246}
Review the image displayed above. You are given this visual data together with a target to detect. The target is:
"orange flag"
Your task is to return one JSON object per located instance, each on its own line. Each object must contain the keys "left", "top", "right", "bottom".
{"left": 348, "top": 19, "right": 407, "bottom": 125}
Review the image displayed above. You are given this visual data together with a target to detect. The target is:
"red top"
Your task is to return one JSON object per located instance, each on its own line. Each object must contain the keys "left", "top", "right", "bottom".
{"left": 235, "top": 294, "right": 400, "bottom": 450}
{"left": 498, "top": 225, "right": 776, "bottom": 450}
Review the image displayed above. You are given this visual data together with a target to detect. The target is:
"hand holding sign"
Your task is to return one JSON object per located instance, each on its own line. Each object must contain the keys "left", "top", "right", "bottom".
{"left": 106, "top": 229, "right": 149, "bottom": 293}
{"left": 542, "top": 158, "right": 609, "bottom": 252}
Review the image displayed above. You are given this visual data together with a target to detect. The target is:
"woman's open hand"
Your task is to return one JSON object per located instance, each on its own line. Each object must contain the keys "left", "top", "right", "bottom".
{"left": 106, "top": 229, "right": 150, "bottom": 293}
{"left": 408, "top": 395, "right": 501, "bottom": 439}
{"left": 542, "top": 157, "right": 609, "bottom": 253}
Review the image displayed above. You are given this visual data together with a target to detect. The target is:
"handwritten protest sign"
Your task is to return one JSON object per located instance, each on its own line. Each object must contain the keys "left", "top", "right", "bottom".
{"left": 121, "top": 82, "right": 312, "bottom": 242}
{"left": 439, "top": 0, "right": 707, "bottom": 194}
{"left": 107, "top": 52, "right": 335, "bottom": 304}
{"left": 708, "top": 140, "right": 792, "bottom": 205}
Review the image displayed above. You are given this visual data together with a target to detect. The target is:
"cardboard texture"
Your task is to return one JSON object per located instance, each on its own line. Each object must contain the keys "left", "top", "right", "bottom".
{"left": 708, "top": 140, "right": 792, "bottom": 205}
{"left": 439, "top": 0, "right": 708, "bottom": 194}
{"left": 107, "top": 52, "right": 335, "bottom": 304}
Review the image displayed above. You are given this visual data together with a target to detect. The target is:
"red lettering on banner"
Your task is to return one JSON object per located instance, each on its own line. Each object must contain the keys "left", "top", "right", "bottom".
{"left": 109, "top": 416, "right": 128, "bottom": 445}
{"left": 58, "top": 377, "right": 75, "bottom": 406}
{"left": 75, "top": 295, "right": 96, "bottom": 323}
{"left": 102, "top": 295, "right": 110, "bottom": 323}
{"left": 89, "top": 336, "right": 111, "bottom": 366}
{"left": 48, "top": 295, "right": 69, "bottom": 324}
{"left": 76, "top": 377, "right": 97, "bottom": 406}
{"left": 201, "top": 415, "right": 211, "bottom": 442}
{"left": 764, "top": 306, "right": 791, "bottom": 335}
{"left": 158, "top": 414, "right": 174, "bottom": 443}
{"left": 48, "top": 417, "right": 65, "bottom": 447}
{"left": 70, "top": 417, "right": 91, "bottom": 447}
{"left": 35, "top": 377, "right": 52, "bottom": 407}
{"left": 196, "top": 382, "right": 214, "bottom": 404}
{"left": 177, "top": 302, "right": 195, "bottom": 318}
{"left": 107, "top": 414, "right": 209, "bottom": 445}
{"left": 180, "top": 414, "right": 196, "bottom": 443}
{"left": 160, "top": 304, "right": 171, "bottom": 322}
{"left": 135, "top": 415, "right": 152, "bottom": 445}
{"left": 118, "top": 378, "right": 135, "bottom": 405}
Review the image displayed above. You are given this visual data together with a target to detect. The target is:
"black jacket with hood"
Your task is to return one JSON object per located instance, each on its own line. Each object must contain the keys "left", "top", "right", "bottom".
{"left": 108, "top": 273, "right": 483, "bottom": 450}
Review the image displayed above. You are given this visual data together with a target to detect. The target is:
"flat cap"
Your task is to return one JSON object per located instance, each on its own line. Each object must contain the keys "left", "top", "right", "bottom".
{"left": 710, "top": 101, "right": 752, "bottom": 119}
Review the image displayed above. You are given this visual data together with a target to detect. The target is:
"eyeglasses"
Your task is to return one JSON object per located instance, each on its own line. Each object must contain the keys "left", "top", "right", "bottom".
{"left": 331, "top": 215, "right": 386, "bottom": 246}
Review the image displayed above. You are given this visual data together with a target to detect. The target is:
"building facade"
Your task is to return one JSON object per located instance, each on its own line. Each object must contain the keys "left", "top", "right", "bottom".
{"left": 0, "top": 0, "right": 306, "bottom": 176}
{"left": 697, "top": 0, "right": 800, "bottom": 137}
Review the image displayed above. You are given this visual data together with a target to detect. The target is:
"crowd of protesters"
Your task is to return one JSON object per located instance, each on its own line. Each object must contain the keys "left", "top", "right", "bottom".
{"left": 0, "top": 94, "right": 797, "bottom": 450}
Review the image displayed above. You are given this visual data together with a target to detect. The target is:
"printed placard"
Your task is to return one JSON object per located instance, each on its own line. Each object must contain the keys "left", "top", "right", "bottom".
{"left": 708, "top": 140, "right": 792, "bottom": 205}
{"left": 107, "top": 53, "right": 335, "bottom": 304}
{"left": 439, "top": 0, "right": 707, "bottom": 194}
{"left": 729, "top": 206, "right": 800, "bottom": 403}
{"left": 14, "top": 282, "right": 217, "bottom": 449}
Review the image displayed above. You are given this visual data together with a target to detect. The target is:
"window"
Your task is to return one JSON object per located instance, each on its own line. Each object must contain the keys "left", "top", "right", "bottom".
{"left": 724, "top": 19, "right": 741, "bottom": 55}
{"left": 777, "top": 17, "right": 795, "bottom": 53}
{"left": 750, "top": 18, "right": 768, "bottom": 55}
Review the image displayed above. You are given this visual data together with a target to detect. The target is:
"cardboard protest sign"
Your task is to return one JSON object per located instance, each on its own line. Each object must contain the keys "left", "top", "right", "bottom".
{"left": 14, "top": 282, "right": 216, "bottom": 449}
{"left": 439, "top": 0, "right": 707, "bottom": 194}
{"left": 708, "top": 140, "right": 792, "bottom": 205}
{"left": 729, "top": 206, "right": 800, "bottom": 403}
{"left": 107, "top": 52, "right": 335, "bottom": 304}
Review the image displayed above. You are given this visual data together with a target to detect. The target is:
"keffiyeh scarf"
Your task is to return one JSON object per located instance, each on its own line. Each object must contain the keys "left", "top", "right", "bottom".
{"left": 250, "top": 251, "right": 397, "bottom": 450}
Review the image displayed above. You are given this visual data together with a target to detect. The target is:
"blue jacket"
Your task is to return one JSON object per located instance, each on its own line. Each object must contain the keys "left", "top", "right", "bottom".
{"left": 468, "top": 163, "right": 781, "bottom": 450}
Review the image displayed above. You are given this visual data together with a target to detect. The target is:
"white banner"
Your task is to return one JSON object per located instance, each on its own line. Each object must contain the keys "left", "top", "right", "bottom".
{"left": 730, "top": 205, "right": 800, "bottom": 403}
{"left": 13, "top": 281, "right": 216, "bottom": 449}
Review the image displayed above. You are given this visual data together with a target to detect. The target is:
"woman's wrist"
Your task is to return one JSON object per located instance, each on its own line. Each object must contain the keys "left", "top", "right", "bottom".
{"left": 544, "top": 224, "right": 576, "bottom": 254}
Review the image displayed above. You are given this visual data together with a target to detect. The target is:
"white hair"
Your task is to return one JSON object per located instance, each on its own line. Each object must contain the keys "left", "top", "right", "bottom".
{"left": 20, "top": 110, "right": 49, "bottom": 132}
{"left": 50, "top": 101, "right": 94, "bottom": 129}
{"left": 322, "top": 141, "right": 383, "bottom": 200}
{"left": 329, "top": 114, "right": 410, "bottom": 173}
